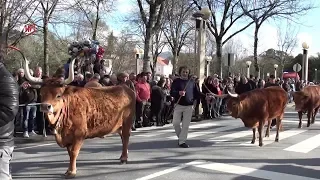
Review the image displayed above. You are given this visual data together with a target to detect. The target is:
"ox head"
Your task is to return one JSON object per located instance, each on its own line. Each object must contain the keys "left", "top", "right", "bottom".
{"left": 226, "top": 91, "right": 243, "bottom": 118}
{"left": 23, "top": 54, "right": 76, "bottom": 125}
{"left": 292, "top": 91, "right": 308, "bottom": 112}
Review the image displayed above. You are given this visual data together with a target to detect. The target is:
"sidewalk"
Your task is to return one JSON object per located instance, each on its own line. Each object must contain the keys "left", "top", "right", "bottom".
{"left": 14, "top": 133, "right": 55, "bottom": 145}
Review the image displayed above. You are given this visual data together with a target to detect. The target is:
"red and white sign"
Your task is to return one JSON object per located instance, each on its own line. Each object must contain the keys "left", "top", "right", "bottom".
{"left": 23, "top": 23, "right": 37, "bottom": 35}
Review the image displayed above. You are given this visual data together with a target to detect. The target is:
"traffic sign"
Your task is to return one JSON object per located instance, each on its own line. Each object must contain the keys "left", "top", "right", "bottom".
{"left": 23, "top": 23, "right": 37, "bottom": 35}
{"left": 293, "top": 63, "right": 302, "bottom": 72}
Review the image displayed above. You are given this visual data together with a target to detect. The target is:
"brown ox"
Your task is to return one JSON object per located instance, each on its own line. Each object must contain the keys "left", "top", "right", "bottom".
{"left": 226, "top": 86, "right": 288, "bottom": 147}
{"left": 292, "top": 85, "right": 320, "bottom": 128}
{"left": 24, "top": 58, "right": 135, "bottom": 178}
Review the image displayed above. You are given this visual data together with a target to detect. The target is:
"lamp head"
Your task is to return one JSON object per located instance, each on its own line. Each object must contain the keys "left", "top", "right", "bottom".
{"left": 246, "top": 61, "right": 252, "bottom": 66}
{"left": 200, "top": 7, "right": 211, "bottom": 20}
{"left": 302, "top": 42, "right": 309, "bottom": 49}
{"left": 274, "top": 64, "right": 278, "bottom": 69}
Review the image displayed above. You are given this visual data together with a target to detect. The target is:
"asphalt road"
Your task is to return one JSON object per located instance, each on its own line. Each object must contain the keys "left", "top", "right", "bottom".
{"left": 11, "top": 112, "right": 320, "bottom": 180}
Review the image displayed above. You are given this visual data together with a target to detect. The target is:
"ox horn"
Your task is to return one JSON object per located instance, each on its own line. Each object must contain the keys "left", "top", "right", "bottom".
{"left": 212, "top": 93, "right": 229, "bottom": 99}
{"left": 227, "top": 90, "right": 239, "bottom": 98}
{"left": 63, "top": 58, "right": 76, "bottom": 85}
{"left": 8, "top": 46, "right": 44, "bottom": 84}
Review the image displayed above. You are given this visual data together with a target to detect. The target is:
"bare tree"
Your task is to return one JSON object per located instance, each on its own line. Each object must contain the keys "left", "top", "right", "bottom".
{"left": 192, "top": 0, "right": 258, "bottom": 78}
{"left": 151, "top": 29, "right": 166, "bottom": 74}
{"left": 136, "top": 0, "right": 165, "bottom": 73}
{"left": 0, "top": 0, "right": 36, "bottom": 60}
{"left": 37, "top": 0, "right": 59, "bottom": 76}
{"left": 113, "top": 32, "right": 137, "bottom": 73}
{"left": 72, "top": 0, "right": 114, "bottom": 40}
{"left": 163, "top": 0, "right": 194, "bottom": 74}
{"left": 240, "top": 0, "right": 313, "bottom": 75}
{"left": 264, "top": 21, "right": 298, "bottom": 78}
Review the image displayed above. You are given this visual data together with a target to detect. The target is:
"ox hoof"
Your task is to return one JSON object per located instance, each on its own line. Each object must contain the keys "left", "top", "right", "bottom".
{"left": 298, "top": 125, "right": 302, "bottom": 128}
{"left": 251, "top": 140, "right": 255, "bottom": 144}
{"left": 120, "top": 159, "right": 128, "bottom": 164}
{"left": 259, "top": 142, "right": 263, "bottom": 147}
{"left": 64, "top": 170, "right": 76, "bottom": 179}
{"left": 307, "top": 124, "right": 310, "bottom": 127}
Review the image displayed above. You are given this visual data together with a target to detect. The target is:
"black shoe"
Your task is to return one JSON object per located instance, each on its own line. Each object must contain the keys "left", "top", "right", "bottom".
{"left": 179, "top": 143, "right": 189, "bottom": 148}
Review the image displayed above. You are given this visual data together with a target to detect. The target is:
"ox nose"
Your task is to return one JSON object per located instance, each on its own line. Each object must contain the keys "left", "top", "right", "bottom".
{"left": 40, "top": 103, "right": 54, "bottom": 113}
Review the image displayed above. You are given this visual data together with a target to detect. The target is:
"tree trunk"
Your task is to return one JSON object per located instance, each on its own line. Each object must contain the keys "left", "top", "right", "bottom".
{"left": 280, "top": 63, "right": 284, "bottom": 80}
{"left": 253, "top": 24, "right": 260, "bottom": 77}
{"left": 143, "top": 27, "right": 152, "bottom": 73}
{"left": 43, "top": 15, "right": 49, "bottom": 76}
{"left": 92, "top": 3, "right": 100, "bottom": 41}
{"left": 216, "top": 39, "right": 223, "bottom": 78}
{"left": 171, "top": 48, "right": 178, "bottom": 75}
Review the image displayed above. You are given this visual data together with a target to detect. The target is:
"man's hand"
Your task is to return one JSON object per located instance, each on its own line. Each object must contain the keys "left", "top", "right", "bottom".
{"left": 179, "top": 91, "right": 186, "bottom": 96}
{"left": 22, "top": 81, "right": 31, "bottom": 89}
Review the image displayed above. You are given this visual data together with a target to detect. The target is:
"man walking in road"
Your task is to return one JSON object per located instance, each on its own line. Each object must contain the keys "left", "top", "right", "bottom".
{"left": 0, "top": 54, "right": 20, "bottom": 180}
{"left": 170, "top": 66, "right": 199, "bottom": 148}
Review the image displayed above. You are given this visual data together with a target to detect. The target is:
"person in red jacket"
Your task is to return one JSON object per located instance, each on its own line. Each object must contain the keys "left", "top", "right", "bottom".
{"left": 135, "top": 72, "right": 151, "bottom": 127}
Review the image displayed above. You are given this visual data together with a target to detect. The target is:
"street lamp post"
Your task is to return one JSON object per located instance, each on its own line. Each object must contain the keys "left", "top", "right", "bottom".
{"left": 302, "top": 42, "right": 309, "bottom": 82}
{"left": 192, "top": 7, "right": 211, "bottom": 86}
{"left": 246, "top": 61, "right": 252, "bottom": 78}
{"left": 302, "top": 42, "right": 309, "bottom": 81}
{"left": 134, "top": 48, "right": 144, "bottom": 75}
{"left": 315, "top": 68, "right": 318, "bottom": 82}
{"left": 274, "top": 64, "right": 278, "bottom": 78}
{"left": 206, "top": 56, "right": 212, "bottom": 77}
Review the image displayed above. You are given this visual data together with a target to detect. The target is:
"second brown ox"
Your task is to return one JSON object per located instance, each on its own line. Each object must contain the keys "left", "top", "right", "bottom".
{"left": 24, "top": 58, "right": 135, "bottom": 178}
{"left": 226, "top": 86, "right": 288, "bottom": 147}
{"left": 292, "top": 85, "right": 320, "bottom": 128}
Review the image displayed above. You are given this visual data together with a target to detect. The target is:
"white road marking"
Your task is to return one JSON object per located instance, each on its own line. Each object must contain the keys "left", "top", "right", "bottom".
{"left": 14, "top": 143, "right": 56, "bottom": 150}
{"left": 284, "top": 133, "right": 320, "bottom": 153}
{"left": 136, "top": 160, "right": 319, "bottom": 180}
{"left": 240, "top": 129, "right": 306, "bottom": 146}
{"left": 194, "top": 161, "right": 319, "bottom": 180}
{"left": 135, "top": 160, "right": 204, "bottom": 180}
{"left": 167, "top": 125, "right": 242, "bottom": 140}
{"left": 137, "top": 122, "right": 218, "bottom": 138}
{"left": 207, "top": 130, "right": 252, "bottom": 144}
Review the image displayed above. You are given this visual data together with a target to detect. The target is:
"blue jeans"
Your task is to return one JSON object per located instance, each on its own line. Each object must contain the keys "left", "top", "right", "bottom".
{"left": 23, "top": 105, "right": 37, "bottom": 132}
{"left": 0, "top": 146, "right": 14, "bottom": 180}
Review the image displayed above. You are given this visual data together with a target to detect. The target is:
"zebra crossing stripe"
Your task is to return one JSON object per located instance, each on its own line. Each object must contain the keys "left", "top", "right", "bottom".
{"left": 136, "top": 122, "right": 218, "bottom": 137}
{"left": 239, "top": 129, "right": 307, "bottom": 146}
{"left": 284, "top": 133, "right": 320, "bottom": 153}
{"left": 207, "top": 130, "right": 252, "bottom": 144}
{"left": 136, "top": 160, "right": 319, "bottom": 180}
{"left": 193, "top": 161, "right": 319, "bottom": 180}
{"left": 166, "top": 125, "right": 241, "bottom": 140}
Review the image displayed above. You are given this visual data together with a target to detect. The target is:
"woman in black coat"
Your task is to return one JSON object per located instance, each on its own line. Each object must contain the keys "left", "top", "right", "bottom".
{"left": 151, "top": 79, "right": 166, "bottom": 126}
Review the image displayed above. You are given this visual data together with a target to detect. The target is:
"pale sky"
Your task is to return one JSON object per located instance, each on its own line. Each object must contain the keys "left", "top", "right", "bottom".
{"left": 107, "top": 0, "right": 320, "bottom": 57}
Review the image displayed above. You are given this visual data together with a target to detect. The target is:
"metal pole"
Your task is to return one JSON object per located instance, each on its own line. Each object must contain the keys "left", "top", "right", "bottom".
{"left": 136, "top": 54, "right": 139, "bottom": 75}
{"left": 303, "top": 49, "right": 309, "bottom": 82}
{"left": 274, "top": 69, "right": 277, "bottom": 78}
{"left": 197, "top": 19, "right": 206, "bottom": 85}
{"left": 295, "top": 65, "right": 298, "bottom": 83}
{"left": 247, "top": 65, "right": 250, "bottom": 78}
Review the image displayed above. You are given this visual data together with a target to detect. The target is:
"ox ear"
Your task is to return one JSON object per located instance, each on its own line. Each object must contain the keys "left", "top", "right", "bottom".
{"left": 63, "top": 86, "right": 81, "bottom": 95}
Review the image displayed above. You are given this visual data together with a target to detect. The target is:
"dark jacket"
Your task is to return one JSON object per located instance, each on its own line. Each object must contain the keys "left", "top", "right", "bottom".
{"left": 170, "top": 78, "right": 199, "bottom": 106}
{"left": 0, "top": 63, "right": 19, "bottom": 147}
{"left": 235, "top": 82, "right": 252, "bottom": 94}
